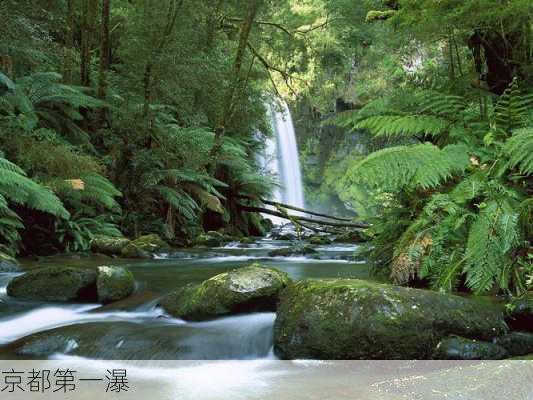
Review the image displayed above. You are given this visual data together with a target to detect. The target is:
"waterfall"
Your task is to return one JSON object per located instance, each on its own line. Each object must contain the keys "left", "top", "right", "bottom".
{"left": 262, "top": 102, "right": 305, "bottom": 216}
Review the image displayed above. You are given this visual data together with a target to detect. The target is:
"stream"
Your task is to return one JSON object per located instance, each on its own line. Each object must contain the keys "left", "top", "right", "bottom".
{"left": 0, "top": 239, "right": 369, "bottom": 360}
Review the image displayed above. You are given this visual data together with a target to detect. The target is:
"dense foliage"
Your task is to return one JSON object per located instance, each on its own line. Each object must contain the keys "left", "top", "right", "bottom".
{"left": 1, "top": 0, "right": 531, "bottom": 297}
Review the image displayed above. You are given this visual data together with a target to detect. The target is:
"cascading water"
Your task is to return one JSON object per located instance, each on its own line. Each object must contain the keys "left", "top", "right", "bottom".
{"left": 260, "top": 101, "right": 305, "bottom": 224}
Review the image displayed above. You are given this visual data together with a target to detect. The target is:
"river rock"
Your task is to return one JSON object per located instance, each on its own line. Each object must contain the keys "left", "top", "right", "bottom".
{"left": 274, "top": 279, "right": 508, "bottom": 359}
{"left": 333, "top": 230, "right": 365, "bottom": 243}
{"left": 6, "top": 266, "right": 98, "bottom": 302}
{"left": 494, "top": 332, "right": 533, "bottom": 357}
{"left": 308, "top": 235, "right": 332, "bottom": 245}
{"left": 96, "top": 266, "right": 135, "bottom": 304}
{"left": 0, "top": 251, "right": 20, "bottom": 272}
{"left": 505, "top": 297, "right": 533, "bottom": 332}
{"left": 159, "top": 264, "right": 291, "bottom": 321}
{"left": 432, "top": 336, "right": 508, "bottom": 360}
{"left": 6, "top": 265, "right": 135, "bottom": 303}
{"left": 269, "top": 244, "right": 317, "bottom": 257}
{"left": 121, "top": 234, "right": 170, "bottom": 258}
{"left": 193, "top": 231, "right": 234, "bottom": 247}
{"left": 91, "top": 236, "right": 131, "bottom": 256}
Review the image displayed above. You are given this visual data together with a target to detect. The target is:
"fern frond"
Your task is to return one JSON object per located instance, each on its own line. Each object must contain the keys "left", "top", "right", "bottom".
{"left": 347, "top": 143, "right": 469, "bottom": 192}
{"left": 355, "top": 115, "right": 449, "bottom": 138}
{"left": 504, "top": 128, "right": 533, "bottom": 174}
{"left": 464, "top": 200, "right": 520, "bottom": 293}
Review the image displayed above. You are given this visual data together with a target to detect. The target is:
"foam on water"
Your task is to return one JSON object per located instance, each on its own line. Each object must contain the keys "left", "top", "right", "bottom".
{"left": 0, "top": 305, "right": 180, "bottom": 344}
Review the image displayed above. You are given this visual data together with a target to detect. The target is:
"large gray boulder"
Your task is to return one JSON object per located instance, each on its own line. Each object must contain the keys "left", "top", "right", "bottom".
{"left": 274, "top": 279, "right": 508, "bottom": 359}
{"left": 159, "top": 264, "right": 291, "bottom": 321}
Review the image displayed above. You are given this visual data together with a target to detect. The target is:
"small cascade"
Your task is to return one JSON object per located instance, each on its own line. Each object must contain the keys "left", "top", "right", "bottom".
{"left": 260, "top": 101, "right": 305, "bottom": 224}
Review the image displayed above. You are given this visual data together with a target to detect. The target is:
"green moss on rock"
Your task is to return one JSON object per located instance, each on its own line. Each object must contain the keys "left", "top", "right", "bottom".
{"left": 159, "top": 264, "right": 291, "bottom": 321}
{"left": 91, "top": 236, "right": 131, "bottom": 256}
{"left": 274, "top": 279, "right": 508, "bottom": 360}
{"left": 7, "top": 266, "right": 98, "bottom": 302}
{"left": 333, "top": 231, "right": 365, "bottom": 243}
{"left": 121, "top": 234, "right": 170, "bottom": 258}
{"left": 308, "top": 235, "right": 332, "bottom": 245}
{"left": 193, "top": 231, "right": 234, "bottom": 247}
{"left": 269, "top": 244, "right": 317, "bottom": 257}
{"left": 96, "top": 266, "right": 135, "bottom": 304}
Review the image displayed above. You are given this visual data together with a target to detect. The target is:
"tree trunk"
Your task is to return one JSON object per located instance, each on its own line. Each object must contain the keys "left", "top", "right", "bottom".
{"left": 207, "top": 0, "right": 261, "bottom": 173}
{"left": 63, "top": 0, "right": 75, "bottom": 83}
{"left": 80, "top": 0, "right": 98, "bottom": 87}
{"left": 142, "top": 0, "right": 182, "bottom": 135}
{"left": 96, "top": 0, "right": 111, "bottom": 131}
{"left": 469, "top": 22, "right": 530, "bottom": 95}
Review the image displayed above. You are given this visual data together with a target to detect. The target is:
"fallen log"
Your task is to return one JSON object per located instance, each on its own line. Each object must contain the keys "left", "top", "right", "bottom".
{"left": 236, "top": 195, "right": 354, "bottom": 222}
{"left": 237, "top": 204, "right": 370, "bottom": 229}
{"left": 259, "top": 198, "right": 353, "bottom": 222}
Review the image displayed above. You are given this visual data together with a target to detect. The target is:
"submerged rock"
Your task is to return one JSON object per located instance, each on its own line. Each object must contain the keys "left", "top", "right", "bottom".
{"left": 96, "top": 266, "right": 135, "bottom": 304}
{"left": 121, "top": 234, "right": 170, "bottom": 258}
{"left": 433, "top": 336, "right": 508, "bottom": 360}
{"left": 91, "top": 236, "right": 131, "bottom": 256}
{"left": 269, "top": 244, "right": 317, "bottom": 257}
{"left": 159, "top": 264, "right": 290, "bottom": 321}
{"left": 274, "top": 279, "right": 507, "bottom": 359}
{"left": 495, "top": 331, "right": 533, "bottom": 357}
{"left": 6, "top": 266, "right": 98, "bottom": 302}
{"left": 6, "top": 265, "right": 135, "bottom": 303}
{"left": 0, "top": 252, "right": 20, "bottom": 272}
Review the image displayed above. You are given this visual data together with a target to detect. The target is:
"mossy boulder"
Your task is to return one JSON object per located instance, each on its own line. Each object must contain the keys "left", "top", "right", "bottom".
{"left": 239, "top": 237, "right": 255, "bottom": 245}
{"left": 0, "top": 252, "right": 19, "bottom": 272}
{"left": 193, "top": 231, "right": 234, "bottom": 247}
{"left": 96, "top": 266, "right": 135, "bottom": 304}
{"left": 121, "top": 234, "right": 170, "bottom": 258}
{"left": 274, "top": 279, "right": 508, "bottom": 359}
{"left": 269, "top": 244, "right": 317, "bottom": 257}
{"left": 495, "top": 332, "right": 533, "bottom": 357}
{"left": 6, "top": 265, "right": 135, "bottom": 303}
{"left": 333, "top": 231, "right": 365, "bottom": 243}
{"left": 159, "top": 264, "right": 291, "bottom": 321}
{"left": 91, "top": 236, "right": 130, "bottom": 256}
{"left": 433, "top": 336, "right": 508, "bottom": 360}
{"left": 308, "top": 235, "right": 332, "bottom": 245}
{"left": 6, "top": 266, "right": 98, "bottom": 302}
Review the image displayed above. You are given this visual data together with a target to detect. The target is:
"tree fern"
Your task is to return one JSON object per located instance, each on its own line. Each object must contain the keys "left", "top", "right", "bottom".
{"left": 0, "top": 156, "right": 69, "bottom": 251}
{"left": 346, "top": 143, "right": 470, "bottom": 192}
